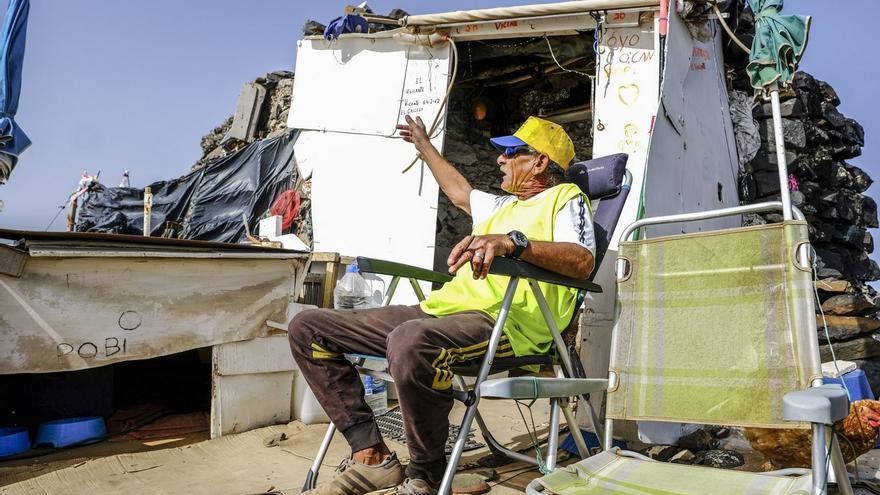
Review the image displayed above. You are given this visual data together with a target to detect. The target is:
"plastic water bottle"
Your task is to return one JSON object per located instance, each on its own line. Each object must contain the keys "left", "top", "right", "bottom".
{"left": 362, "top": 375, "right": 388, "bottom": 416}
{"left": 334, "top": 263, "right": 375, "bottom": 309}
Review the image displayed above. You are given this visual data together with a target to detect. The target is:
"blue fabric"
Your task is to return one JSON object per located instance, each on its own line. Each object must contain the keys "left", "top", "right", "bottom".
{"left": 323, "top": 14, "right": 369, "bottom": 40}
{"left": 0, "top": 0, "right": 30, "bottom": 160}
{"left": 489, "top": 135, "right": 526, "bottom": 149}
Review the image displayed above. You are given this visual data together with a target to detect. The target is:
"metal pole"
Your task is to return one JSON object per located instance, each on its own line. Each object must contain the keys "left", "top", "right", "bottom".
{"left": 811, "top": 423, "right": 827, "bottom": 495}
{"left": 769, "top": 82, "right": 793, "bottom": 221}
{"left": 143, "top": 186, "right": 153, "bottom": 236}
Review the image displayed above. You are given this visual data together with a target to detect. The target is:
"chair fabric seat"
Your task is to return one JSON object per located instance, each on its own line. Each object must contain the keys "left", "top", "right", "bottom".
{"left": 532, "top": 450, "right": 812, "bottom": 495}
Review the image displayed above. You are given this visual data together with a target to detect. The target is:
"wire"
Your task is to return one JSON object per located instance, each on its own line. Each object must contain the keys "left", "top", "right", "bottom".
{"left": 514, "top": 399, "right": 551, "bottom": 474}
{"left": 44, "top": 204, "right": 67, "bottom": 231}
{"left": 401, "top": 37, "right": 459, "bottom": 174}
{"left": 712, "top": 3, "right": 751, "bottom": 54}
{"left": 544, "top": 36, "right": 593, "bottom": 79}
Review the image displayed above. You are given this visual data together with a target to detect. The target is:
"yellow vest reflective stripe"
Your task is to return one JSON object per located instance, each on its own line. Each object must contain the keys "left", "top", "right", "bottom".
{"left": 421, "top": 183, "right": 588, "bottom": 357}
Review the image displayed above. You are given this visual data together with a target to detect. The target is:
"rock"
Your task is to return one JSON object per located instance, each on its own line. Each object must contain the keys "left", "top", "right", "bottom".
{"left": 747, "top": 150, "right": 798, "bottom": 172}
{"left": 802, "top": 120, "right": 830, "bottom": 145}
{"left": 843, "top": 118, "right": 865, "bottom": 146}
{"left": 828, "top": 141, "right": 861, "bottom": 160}
{"left": 817, "top": 79, "right": 841, "bottom": 106}
{"left": 677, "top": 429, "right": 718, "bottom": 451}
{"left": 817, "top": 315, "right": 880, "bottom": 343}
{"left": 639, "top": 445, "right": 679, "bottom": 462}
{"left": 669, "top": 449, "right": 696, "bottom": 464}
{"left": 753, "top": 98, "right": 804, "bottom": 119}
{"left": 820, "top": 101, "right": 847, "bottom": 130}
{"left": 753, "top": 171, "right": 781, "bottom": 197}
{"left": 865, "top": 231, "right": 875, "bottom": 255}
{"left": 819, "top": 335, "right": 880, "bottom": 362}
{"left": 846, "top": 164, "right": 873, "bottom": 193}
{"left": 757, "top": 118, "right": 806, "bottom": 149}
{"left": 821, "top": 294, "right": 876, "bottom": 316}
{"left": 816, "top": 279, "right": 853, "bottom": 294}
{"left": 693, "top": 449, "right": 744, "bottom": 469}
{"left": 833, "top": 225, "right": 867, "bottom": 250}
{"left": 861, "top": 195, "right": 878, "bottom": 228}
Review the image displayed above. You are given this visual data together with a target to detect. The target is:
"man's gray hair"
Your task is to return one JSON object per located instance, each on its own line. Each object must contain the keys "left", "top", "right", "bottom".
{"left": 541, "top": 162, "right": 568, "bottom": 187}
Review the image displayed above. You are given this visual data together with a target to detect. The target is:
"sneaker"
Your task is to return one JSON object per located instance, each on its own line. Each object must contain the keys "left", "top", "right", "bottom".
{"left": 307, "top": 452, "right": 404, "bottom": 495}
{"left": 395, "top": 478, "right": 438, "bottom": 495}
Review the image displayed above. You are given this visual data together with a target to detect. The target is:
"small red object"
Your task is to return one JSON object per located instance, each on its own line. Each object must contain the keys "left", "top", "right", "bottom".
{"left": 270, "top": 189, "right": 301, "bottom": 230}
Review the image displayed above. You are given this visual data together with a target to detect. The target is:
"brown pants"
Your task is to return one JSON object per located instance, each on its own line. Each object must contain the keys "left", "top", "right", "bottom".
{"left": 288, "top": 305, "right": 507, "bottom": 483}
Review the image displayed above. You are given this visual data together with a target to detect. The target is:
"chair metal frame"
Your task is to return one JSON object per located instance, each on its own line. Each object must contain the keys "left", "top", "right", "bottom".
{"left": 523, "top": 201, "right": 854, "bottom": 495}
{"left": 302, "top": 169, "right": 633, "bottom": 495}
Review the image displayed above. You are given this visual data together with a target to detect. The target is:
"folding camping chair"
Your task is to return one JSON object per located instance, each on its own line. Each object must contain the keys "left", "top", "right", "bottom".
{"left": 302, "top": 153, "right": 633, "bottom": 495}
{"left": 525, "top": 201, "right": 855, "bottom": 495}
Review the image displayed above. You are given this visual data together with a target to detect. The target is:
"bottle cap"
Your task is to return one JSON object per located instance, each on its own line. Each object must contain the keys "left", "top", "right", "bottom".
{"left": 346, "top": 263, "right": 359, "bottom": 273}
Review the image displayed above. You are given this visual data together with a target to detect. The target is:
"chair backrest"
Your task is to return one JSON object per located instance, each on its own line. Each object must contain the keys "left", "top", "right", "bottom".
{"left": 566, "top": 153, "right": 630, "bottom": 281}
{"left": 606, "top": 221, "right": 821, "bottom": 428}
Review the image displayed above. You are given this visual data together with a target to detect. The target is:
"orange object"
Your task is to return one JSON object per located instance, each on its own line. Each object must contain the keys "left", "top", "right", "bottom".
{"left": 270, "top": 189, "right": 301, "bottom": 230}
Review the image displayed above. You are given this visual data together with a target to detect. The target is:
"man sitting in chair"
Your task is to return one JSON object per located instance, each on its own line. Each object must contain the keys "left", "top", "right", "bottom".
{"left": 288, "top": 115, "right": 595, "bottom": 495}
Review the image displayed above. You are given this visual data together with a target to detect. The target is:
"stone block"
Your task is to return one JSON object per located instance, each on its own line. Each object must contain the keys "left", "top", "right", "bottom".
{"left": 758, "top": 118, "right": 806, "bottom": 149}
{"left": 821, "top": 294, "right": 875, "bottom": 316}
{"left": 820, "top": 335, "right": 880, "bottom": 362}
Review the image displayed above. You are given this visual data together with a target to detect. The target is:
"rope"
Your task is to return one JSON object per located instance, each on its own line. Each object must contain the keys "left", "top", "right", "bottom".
{"left": 811, "top": 253, "right": 852, "bottom": 401}
{"left": 515, "top": 398, "right": 551, "bottom": 474}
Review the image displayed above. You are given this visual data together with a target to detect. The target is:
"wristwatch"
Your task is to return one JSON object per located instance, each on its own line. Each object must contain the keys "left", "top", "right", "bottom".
{"left": 507, "top": 230, "right": 529, "bottom": 259}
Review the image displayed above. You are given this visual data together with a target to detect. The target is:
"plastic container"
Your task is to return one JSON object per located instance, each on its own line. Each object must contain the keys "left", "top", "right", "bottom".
{"left": 334, "top": 264, "right": 377, "bottom": 309}
{"left": 636, "top": 421, "right": 700, "bottom": 445}
{"left": 362, "top": 375, "right": 388, "bottom": 416}
{"left": 561, "top": 428, "right": 626, "bottom": 458}
{"left": 0, "top": 427, "right": 30, "bottom": 457}
{"left": 292, "top": 371, "right": 331, "bottom": 425}
{"left": 34, "top": 416, "right": 106, "bottom": 448}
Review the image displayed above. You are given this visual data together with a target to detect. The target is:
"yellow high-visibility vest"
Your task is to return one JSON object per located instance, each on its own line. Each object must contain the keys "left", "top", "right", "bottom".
{"left": 421, "top": 183, "right": 589, "bottom": 357}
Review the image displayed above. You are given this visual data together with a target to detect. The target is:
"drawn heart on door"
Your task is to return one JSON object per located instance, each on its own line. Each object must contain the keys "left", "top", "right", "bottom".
{"left": 617, "top": 83, "right": 640, "bottom": 106}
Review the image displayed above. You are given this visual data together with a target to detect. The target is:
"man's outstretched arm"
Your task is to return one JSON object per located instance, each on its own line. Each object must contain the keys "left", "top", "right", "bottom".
{"left": 397, "top": 115, "right": 473, "bottom": 214}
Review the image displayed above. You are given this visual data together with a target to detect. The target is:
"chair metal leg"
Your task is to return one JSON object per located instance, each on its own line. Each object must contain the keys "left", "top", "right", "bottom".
{"left": 438, "top": 278, "right": 519, "bottom": 495}
{"left": 561, "top": 398, "right": 590, "bottom": 458}
{"left": 811, "top": 424, "right": 828, "bottom": 495}
{"left": 545, "top": 398, "right": 561, "bottom": 471}
{"left": 830, "top": 434, "right": 854, "bottom": 495}
{"left": 303, "top": 422, "right": 337, "bottom": 492}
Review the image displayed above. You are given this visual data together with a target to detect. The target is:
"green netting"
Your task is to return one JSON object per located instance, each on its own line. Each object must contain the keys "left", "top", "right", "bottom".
{"left": 606, "top": 222, "right": 820, "bottom": 428}
{"left": 536, "top": 451, "right": 812, "bottom": 495}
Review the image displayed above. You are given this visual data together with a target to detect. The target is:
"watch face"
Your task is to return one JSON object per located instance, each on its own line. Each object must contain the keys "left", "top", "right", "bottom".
{"left": 512, "top": 231, "right": 528, "bottom": 246}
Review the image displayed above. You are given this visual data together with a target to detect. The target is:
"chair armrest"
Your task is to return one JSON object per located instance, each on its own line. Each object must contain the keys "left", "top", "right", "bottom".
{"left": 480, "top": 377, "right": 608, "bottom": 400}
{"left": 488, "top": 257, "right": 602, "bottom": 292}
{"left": 783, "top": 384, "right": 849, "bottom": 425}
{"left": 356, "top": 256, "right": 453, "bottom": 284}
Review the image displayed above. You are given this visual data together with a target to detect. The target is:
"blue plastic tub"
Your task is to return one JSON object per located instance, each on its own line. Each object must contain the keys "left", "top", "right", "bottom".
{"left": 823, "top": 369, "right": 877, "bottom": 446}
{"left": 34, "top": 416, "right": 106, "bottom": 448}
{"left": 561, "top": 428, "right": 627, "bottom": 458}
{"left": 0, "top": 427, "right": 30, "bottom": 457}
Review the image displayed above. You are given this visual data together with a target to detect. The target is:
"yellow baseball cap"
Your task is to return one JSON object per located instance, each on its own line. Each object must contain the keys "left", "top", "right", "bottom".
{"left": 489, "top": 116, "right": 575, "bottom": 169}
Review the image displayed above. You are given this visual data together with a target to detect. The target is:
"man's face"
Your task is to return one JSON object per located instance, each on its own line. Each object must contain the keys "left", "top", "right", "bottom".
{"left": 497, "top": 149, "right": 540, "bottom": 193}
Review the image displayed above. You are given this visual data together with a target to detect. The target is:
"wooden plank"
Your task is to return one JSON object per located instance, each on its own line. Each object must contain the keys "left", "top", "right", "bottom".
{"left": 0, "top": 245, "right": 26, "bottom": 278}
{"left": 311, "top": 252, "right": 340, "bottom": 263}
{"left": 322, "top": 260, "right": 339, "bottom": 308}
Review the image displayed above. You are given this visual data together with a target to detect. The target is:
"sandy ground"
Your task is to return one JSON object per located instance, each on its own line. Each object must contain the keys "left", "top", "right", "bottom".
{"left": 0, "top": 400, "right": 556, "bottom": 495}
{"left": 5, "top": 400, "right": 880, "bottom": 494}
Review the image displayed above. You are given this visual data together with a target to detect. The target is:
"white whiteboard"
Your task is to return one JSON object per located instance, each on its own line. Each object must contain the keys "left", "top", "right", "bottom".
{"left": 288, "top": 37, "right": 451, "bottom": 136}
{"left": 289, "top": 36, "right": 452, "bottom": 304}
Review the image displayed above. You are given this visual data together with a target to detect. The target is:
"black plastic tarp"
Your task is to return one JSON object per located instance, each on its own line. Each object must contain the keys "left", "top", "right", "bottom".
{"left": 77, "top": 130, "right": 299, "bottom": 244}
